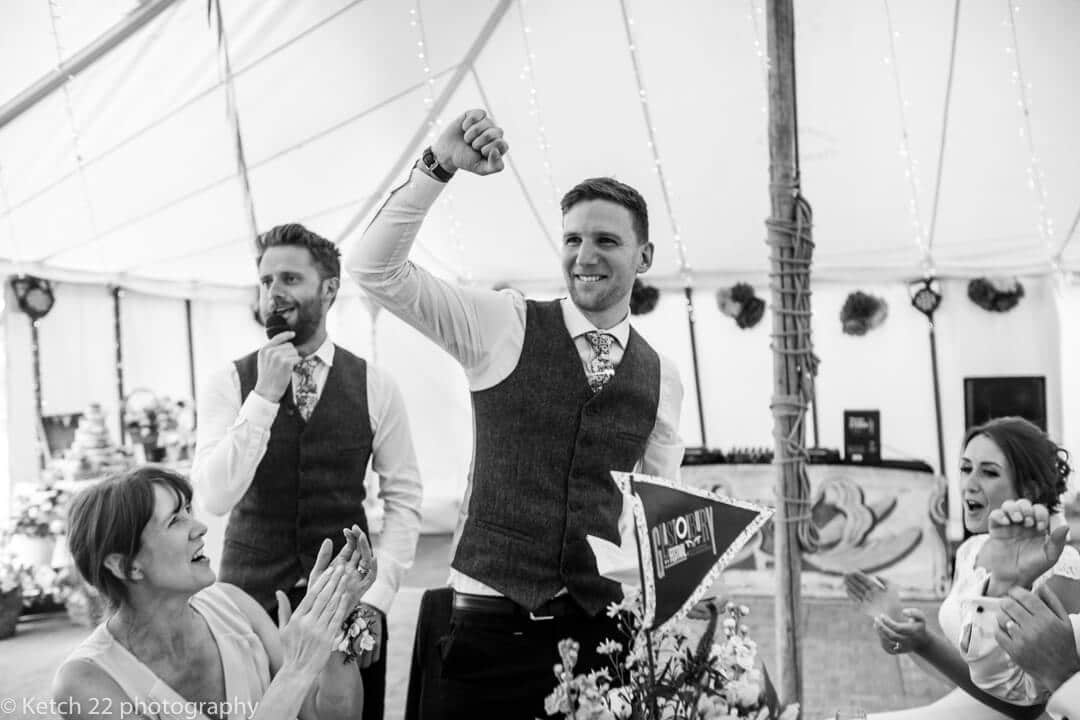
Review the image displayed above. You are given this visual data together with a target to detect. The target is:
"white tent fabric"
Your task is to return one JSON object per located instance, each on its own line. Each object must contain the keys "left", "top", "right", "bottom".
{"left": 1, "top": 0, "right": 1078, "bottom": 295}
{"left": 2, "top": 0, "right": 1079, "bottom": 541}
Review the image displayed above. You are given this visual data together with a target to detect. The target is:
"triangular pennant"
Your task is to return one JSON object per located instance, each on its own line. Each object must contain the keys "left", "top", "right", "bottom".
{"left": 612, "top": 471, "right": 774, "bottom": 633}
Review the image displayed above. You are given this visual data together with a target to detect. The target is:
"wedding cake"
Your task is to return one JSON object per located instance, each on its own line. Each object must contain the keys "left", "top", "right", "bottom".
{"left": 63, "top": 404, "right": 128, "bottom": 479}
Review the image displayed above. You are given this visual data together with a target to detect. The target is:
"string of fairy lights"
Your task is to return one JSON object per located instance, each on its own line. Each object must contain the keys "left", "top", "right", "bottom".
{"left": 411, "top": 3, "right": 470, "bottom": 285}
{"left": 45, "top": 0, "right": 101, "bottom": 261}
{"left": 1004, "top": 0, "right": 1056, "bottom": 271}
{"left": 881, "top": 0, "right": 933, "bottom": 279}
{"left": 209, "top": 0, "right": 259, "bottom": 251}
{"left": 517, "top": 0, "right": 561, "bottom": 210}
{"left": 747, "top": 0, "right": 769, "bottom": 109}
{"left": 617, "top": 0, "right": 692, "bottom": 287}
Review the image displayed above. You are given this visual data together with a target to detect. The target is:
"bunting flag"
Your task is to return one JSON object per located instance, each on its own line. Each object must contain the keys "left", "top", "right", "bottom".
{"left": 611, "top": 471, "right": 774, "bottom": 633}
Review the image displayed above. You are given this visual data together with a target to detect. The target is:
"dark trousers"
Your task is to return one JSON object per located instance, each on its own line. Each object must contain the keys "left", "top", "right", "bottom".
{"left": 405, "top": 588, "right": 624, "bottom": 720}
{"left": 274, "top": 585, "right": 386, "bottom": 720}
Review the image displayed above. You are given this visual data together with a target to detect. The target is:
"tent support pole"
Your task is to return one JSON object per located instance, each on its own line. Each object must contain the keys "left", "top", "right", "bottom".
{"left": 766, "top": 0, "right": 805, "bottom": 710}
{"left": 185, "top": 298, "right": 198, "bottom": 426}
{"left": 0, "top": 0, "right": 182, "bottom": 131}
{"left": 113, "top": 287, "right": 125, "bottom": 444}
{"left": 335, "top": 0, "right": 514, "bottom": 245}
{"left": 684, "top": 287, "right": 708, "bottom": 447}
{"left": 928, "top": 318, "right": 947, "bottom": 475}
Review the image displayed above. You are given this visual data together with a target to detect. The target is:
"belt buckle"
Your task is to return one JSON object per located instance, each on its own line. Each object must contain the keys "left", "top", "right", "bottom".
{"left": 528, "top": 610, "right": 555, "bottom": 621}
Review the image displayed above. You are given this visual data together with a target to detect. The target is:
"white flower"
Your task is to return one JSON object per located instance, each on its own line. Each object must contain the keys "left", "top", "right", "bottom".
{"left": 545, "top": 686, "right": 570, "bottom": 715}
{"left": 730, "top": 679, "right": 761, "bottom": 708}
{"left": 596, "top": 639, "right": 623, "bottom": 656}
{"left": 734, "top": 642, "right": 757, "bottom": 671}
{"left": 606, "top": 687, "right": 633, "bottom": 719}
{"left": 357, "top": 632, "right": 376, "bottom": 652}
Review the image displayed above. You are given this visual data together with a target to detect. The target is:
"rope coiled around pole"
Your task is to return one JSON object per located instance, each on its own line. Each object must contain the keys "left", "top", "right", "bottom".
{"left": 767, "top": 188, "right": 819, "bottom": 553}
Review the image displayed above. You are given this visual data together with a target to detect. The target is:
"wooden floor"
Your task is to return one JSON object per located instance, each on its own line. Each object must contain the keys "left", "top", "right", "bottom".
{"left": 0, "top": 533, "right": 953, "bottom": 719}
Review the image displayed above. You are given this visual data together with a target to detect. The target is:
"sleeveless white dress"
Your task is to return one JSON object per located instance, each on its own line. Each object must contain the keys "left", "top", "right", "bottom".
{"left": 58, "top": 584, "right": 273, "bottom": 720}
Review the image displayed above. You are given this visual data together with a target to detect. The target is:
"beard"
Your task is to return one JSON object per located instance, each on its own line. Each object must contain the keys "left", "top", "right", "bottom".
{"left": 264, "top": 296, "right": 323, "bottom": 345}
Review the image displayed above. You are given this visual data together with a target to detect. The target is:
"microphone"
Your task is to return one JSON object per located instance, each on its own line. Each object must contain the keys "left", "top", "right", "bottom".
{"left": 265, "top": 312, "right": 290, "bottom": 340}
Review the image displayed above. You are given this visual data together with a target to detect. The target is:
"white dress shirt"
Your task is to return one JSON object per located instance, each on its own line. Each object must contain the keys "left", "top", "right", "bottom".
{"left": 345, "top": 166, "right": 684, "bottom": 597}
{"left": 191, "top": 337, "right": 423, "bottom": 614}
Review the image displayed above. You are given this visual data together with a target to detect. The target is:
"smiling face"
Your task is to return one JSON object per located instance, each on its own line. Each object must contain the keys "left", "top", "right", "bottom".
{"left": 960, "top": 433, "right": 1020, "bottom": 533}
{"left": 561, "top": 199, "right": 654, "bottom": 329}
{"left": 129, "top": 485, "right": 214, "bottom": 595}
{"left": 258, "top": 245, "right": 337, "bottom": 346}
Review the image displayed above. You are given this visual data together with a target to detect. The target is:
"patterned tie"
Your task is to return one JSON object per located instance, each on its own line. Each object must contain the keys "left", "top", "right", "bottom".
{"left": 584, "top": 331, "right": 616, "bottom": 393}
{"left": 294, "top": 356, "right": 320, "bottom": 421}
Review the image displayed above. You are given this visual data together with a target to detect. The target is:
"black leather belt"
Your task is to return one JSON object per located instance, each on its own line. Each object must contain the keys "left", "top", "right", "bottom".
{"left": 451, "top": 592, "right": 584, "bottom": 621}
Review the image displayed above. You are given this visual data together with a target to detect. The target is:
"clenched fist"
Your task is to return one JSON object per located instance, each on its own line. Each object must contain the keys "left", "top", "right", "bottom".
{"left": 253, "top": 331, "right": 299, "bottom": 402}
{"left": 431, "top": 109, "right": 510, "bottom": 176}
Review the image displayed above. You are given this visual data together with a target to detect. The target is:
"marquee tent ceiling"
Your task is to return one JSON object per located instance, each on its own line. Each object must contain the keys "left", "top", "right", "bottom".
{"left": 0, "top": 0, "right": 1078, "bottom": 298}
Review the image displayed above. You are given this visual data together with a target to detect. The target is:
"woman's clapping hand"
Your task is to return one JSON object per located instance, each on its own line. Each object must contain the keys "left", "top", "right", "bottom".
{"left": 275, "top": 539, "right": 353, "bottom": 676}
{"left": 873, "top": 608, "right": 930, "bottom": 655}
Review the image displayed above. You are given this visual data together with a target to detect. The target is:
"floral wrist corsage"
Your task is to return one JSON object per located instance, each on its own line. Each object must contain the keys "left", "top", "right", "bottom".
{"left": 338, "top": 603, "right": 378, "bottom": 665}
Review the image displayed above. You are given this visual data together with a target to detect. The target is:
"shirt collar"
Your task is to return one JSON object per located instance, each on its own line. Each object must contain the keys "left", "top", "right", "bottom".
{"left": 560, "top": 297, "right": 631, "bottom": 347}
{"left": 303, "top": 336, "right": 335, "bottom": 367}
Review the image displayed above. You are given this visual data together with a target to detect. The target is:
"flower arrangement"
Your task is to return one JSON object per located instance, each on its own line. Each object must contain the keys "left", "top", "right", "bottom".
{"left": 0, "top": 553, "right": 22, "bottom": 595}
{"left": 9, "top": 485, "right": 69, "bottom": 538}
{"left": 123, "top": 391, "right": 194, "bottom": 460}
{"left": 0, "top": 549, "right": 75, "bottom": 612}
{"left": 545, "top": 593, "right": 798, "bottom": 720}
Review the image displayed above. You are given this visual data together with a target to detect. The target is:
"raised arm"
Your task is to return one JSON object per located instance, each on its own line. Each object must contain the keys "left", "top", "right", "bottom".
{"left": 344, "top": 109, "right": 517, "bottom": 375}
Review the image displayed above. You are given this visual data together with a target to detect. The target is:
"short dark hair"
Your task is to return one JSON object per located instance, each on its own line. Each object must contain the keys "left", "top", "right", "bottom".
{"left": 560, "top": 177, "right": 649, "bottom": 245}
{"left": 256, "top": 223, "right": 340, "bottom": 280}
{"left": 962, "top": 416, "right": 1071, "bottom": 513}
{"left": 67, "top": 466, "right": 193, "bottom": 609}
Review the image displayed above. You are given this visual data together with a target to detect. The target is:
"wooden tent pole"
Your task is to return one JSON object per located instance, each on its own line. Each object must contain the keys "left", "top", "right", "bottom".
{"left": 766, "top": 0, "right": 805, "bottom": 709}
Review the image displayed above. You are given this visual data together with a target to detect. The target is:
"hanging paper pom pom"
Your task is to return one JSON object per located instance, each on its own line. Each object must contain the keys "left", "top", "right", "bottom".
{"left": 716, "top": 283, "right": 765, "bottom": 329}
{"left": 630, "top": 279, "right": 659, "bottom": 315}
{"left": 967, "top": 277, "right": 1024, "bottom": 313}
{"left": 840, "top": 291, "right": 888, "bottom": 336}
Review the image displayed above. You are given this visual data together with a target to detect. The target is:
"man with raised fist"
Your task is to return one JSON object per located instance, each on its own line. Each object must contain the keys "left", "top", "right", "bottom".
{"left": 347, "top": 109, "right": 684, "bottom": 717}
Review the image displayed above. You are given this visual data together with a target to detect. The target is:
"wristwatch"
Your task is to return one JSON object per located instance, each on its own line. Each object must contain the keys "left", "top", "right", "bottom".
{"left": 421, "top": 146, "right": 455, "bottom": 182}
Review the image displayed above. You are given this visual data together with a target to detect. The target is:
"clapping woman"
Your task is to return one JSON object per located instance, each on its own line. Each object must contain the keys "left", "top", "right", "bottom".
{"left": 52, "top": 466, "right": 376, "bottom": 720}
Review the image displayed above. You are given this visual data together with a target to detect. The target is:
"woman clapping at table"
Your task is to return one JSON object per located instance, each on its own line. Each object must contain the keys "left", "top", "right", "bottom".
{"left": 52, "top": 466, "right": 375, "bottom": 720}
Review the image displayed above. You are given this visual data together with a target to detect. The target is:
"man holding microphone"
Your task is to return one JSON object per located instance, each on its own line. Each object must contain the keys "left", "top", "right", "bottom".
{"left": 192, "top": 223, "right": 423, "bottom": 720}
